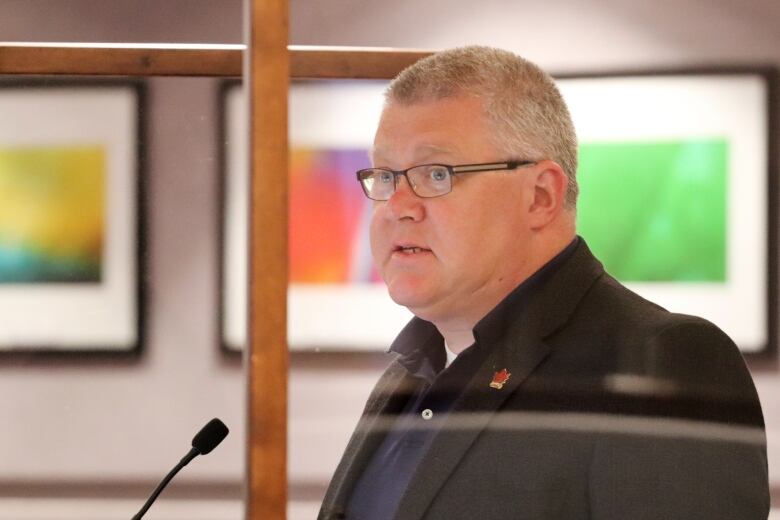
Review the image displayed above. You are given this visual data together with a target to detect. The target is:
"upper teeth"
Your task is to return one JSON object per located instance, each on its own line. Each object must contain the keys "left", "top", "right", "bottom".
{"left": 402, "top": 247, "right": 423, "bottom": 253}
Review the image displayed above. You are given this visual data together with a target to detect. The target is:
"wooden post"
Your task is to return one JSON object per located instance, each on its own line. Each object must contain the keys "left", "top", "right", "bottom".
{"left": 245, "top": 0, "right": 289, "bottom": 519}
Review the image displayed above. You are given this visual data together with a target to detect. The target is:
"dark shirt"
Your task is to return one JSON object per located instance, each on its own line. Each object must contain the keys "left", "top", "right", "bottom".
{"left": 344, "top": 237, "right": 580, "bottom": 520}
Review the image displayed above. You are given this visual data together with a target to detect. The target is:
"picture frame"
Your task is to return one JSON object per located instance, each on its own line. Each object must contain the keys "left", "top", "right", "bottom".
{"left": 556, "top": 68, "right": 777, "bottom": 359}
{"left": 0, "top": 78, "right": 145, "bottom": 356}
{"left": 219, "top": 69, "right": 777, "bottom": 357}
{"left": 219, "top": 79, "right": 410, "bottom": 353}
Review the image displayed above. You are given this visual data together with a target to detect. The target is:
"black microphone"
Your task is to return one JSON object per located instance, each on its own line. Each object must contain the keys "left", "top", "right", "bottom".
{"left": 132, "top": 418, "right": 229, "bottom": 520}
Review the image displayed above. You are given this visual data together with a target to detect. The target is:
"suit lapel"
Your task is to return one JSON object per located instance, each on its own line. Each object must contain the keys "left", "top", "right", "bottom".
{"left": 393, "top": 335, "right": 551, "bottom": 520}
{"left": 393, "top": 240, "right": 604, "bottom": 520}
{"left": 319, "top": 360, "right": 423, "bottom": 520}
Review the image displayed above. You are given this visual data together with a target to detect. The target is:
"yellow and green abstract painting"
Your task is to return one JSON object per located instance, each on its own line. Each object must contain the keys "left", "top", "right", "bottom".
{"left": 577, "top": 139, "right": 727, "bottom": 282}
{"left": 0, "top": 146, "right": 105, "bottom": 283}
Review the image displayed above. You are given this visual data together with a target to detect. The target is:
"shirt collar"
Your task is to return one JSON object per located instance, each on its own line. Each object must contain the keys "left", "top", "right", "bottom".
{"left": 389, "top": 236, "right": 581, "bottom": 377}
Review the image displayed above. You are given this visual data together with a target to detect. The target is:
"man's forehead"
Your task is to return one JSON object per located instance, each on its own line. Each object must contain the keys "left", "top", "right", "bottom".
{"left": 369, "top": 96, "right": 492, "bottom": 166}
{"left": 371, "top": 143, "right": 459, "bottom": 164}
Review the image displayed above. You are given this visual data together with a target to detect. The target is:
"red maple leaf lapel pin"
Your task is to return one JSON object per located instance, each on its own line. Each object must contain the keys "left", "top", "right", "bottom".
{"left": 489, "top": 368, "right": 511, "bottom": 390}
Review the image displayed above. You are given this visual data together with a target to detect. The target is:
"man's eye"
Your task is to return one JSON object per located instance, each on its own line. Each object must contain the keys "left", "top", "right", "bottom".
{"left": 430, "top": 168, "right": 448, "bottom": 182}
{"left": 378, "top": 171, "right": 394, "bottom": 183}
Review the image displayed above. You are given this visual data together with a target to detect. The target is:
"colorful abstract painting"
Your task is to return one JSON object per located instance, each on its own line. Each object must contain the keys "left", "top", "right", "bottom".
{"left": 0, "top": 145, "right": 105, "bottom": 283}
{"left": 577, "top": 139, "right": 728, "bottom": 282}
{"left": 289, "top": 148, "right": 376, "bottom": 283}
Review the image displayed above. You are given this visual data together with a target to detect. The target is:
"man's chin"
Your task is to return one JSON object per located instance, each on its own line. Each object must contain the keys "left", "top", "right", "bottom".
{"left": 387, "top": 289, "right": 444, "bottom": 322}
{"left": 387, "top": 288, "right": 432, "bottom": 314}
{"left": 388, "top": 292, "right": 424, "bottom": 310}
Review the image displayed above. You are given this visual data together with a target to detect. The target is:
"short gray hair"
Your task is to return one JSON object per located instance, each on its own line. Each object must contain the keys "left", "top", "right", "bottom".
{"left": 386, "top": 46, "right": 579, "bottom": 208}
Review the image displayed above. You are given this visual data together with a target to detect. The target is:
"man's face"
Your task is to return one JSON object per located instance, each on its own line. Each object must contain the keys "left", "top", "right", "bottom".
{"left": 370, "top": 96, "right": 536, "bottom": 325}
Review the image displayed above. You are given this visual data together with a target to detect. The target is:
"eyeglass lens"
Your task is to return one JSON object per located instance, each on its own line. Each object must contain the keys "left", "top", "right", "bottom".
{"left": 361, "top": 165, "right": 452, "bottom": 200}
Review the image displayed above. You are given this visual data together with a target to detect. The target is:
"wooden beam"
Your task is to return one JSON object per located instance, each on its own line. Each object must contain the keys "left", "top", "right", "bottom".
{"left": 0, "top": 43, "right": 242, "bottom": 77}
{"left": 245, "top": 0, "right": 288, "bottom": 518}
{"left": 0, "top": 43, "right": 430, "bottom": 79}
{"left": 289, "top": 45, "right": 431, "bottom": 79}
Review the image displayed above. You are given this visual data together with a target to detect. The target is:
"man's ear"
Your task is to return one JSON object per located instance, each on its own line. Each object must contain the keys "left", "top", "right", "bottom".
{"left": 527, "top": 160, "right": 569, "bottom": 229}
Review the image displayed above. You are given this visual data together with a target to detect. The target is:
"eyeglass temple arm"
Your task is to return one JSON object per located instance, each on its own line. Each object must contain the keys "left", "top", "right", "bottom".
{"left": 452, "top": 160, "right": 535, "bottom": 173}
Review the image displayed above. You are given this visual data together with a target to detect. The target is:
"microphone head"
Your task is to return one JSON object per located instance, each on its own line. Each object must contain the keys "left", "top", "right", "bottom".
{"left": 192, "top": 418, "right": 229, "bottom": 455}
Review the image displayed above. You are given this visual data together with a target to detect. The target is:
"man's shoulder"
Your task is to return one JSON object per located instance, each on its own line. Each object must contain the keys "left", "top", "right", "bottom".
{"left": 565, "top": 272, "right": 758, "bottom": 403}
{"left": 583, "top": 271, "right": 722, "bottom": 337}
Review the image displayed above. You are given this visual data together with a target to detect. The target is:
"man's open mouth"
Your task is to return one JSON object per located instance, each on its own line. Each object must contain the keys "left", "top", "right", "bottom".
{"left": 394, "top": 245, "right": 430, "bottom": 254}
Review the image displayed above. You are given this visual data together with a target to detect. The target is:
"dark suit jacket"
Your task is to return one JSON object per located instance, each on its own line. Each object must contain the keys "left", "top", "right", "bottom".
{"left": 319, "top": 240, "right": 768, "bottom": 520}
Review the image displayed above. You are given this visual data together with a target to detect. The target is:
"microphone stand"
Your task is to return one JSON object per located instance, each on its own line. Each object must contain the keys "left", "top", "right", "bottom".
{"left": 132, "top": 447, "right": 199, "bottom": 520}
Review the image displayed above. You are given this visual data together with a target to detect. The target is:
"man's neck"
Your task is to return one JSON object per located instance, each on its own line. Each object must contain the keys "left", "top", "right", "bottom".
{"left": 439, "top": 327, "right": 476, "bottom": 355}
{"left": 432, "top": 230, "right": 577, "bottom": 355}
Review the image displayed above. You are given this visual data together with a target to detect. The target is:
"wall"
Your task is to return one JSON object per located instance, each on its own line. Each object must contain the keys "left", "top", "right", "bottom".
{"left": 0, "top": 0, "right": 778, "bottom": 518}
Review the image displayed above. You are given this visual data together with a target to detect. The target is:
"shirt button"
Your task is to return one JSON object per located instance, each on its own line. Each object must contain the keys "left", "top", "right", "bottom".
{"left": 421, "top": 409, "right": 433, "bottom": 420}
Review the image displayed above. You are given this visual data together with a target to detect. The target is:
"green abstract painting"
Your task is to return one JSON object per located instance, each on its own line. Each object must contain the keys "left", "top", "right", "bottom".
{"left": 577, "top": 139, "right": 727, "bottom": 282}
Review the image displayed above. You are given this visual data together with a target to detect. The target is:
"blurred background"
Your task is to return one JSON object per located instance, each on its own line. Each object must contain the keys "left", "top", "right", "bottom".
{"left": 0, "top": 0, "right": 778, "bottom": 518}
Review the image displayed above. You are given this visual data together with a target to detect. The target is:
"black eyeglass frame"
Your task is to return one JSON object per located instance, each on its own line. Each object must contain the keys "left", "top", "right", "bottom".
{"left": 356, "top": 160, "right": 536, "bottom": 201}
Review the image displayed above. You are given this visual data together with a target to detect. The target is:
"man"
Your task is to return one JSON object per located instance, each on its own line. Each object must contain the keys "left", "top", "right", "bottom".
{"left": 319, "top": 46, "right": 768, "bottom": 519}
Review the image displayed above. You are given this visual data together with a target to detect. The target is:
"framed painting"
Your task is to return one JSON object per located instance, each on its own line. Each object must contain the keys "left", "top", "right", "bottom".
{"left": 220, "top": 80, "right": 410, "bottom": 352}
{"left": 557, "top": 69, "right": 776, "bottom": 357}
{"left": 220, "top": 69, "right": 776, "bottom": 356}
{"left": 0, "top": 79, "right": 145, "bottom": 355}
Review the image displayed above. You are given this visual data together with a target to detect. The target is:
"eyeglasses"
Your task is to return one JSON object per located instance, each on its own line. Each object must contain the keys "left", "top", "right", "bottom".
{"left": 356, "top": 160, "right": 535, "bottom": 201}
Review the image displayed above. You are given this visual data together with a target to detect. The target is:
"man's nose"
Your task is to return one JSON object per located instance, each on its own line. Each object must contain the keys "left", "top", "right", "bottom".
{"left": 386, "top": 174, "right": 424, "bottom": 221}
